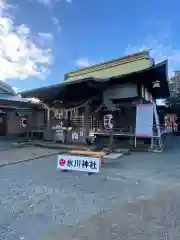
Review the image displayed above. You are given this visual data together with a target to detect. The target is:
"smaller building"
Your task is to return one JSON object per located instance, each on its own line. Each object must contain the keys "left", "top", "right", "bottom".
{"left": 0, "top": 81, "right": 46, "bottom": 138}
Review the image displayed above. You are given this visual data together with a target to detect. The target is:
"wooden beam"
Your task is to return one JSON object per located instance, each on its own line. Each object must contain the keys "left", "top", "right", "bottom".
{"left": 84, "top": 104, "right": 90, "bottom": 138}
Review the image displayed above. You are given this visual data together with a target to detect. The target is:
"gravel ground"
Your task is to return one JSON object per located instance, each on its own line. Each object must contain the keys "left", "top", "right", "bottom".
{"left": 0, "top": 146, "right": 61, "bottom": 166}
{"left": 61, "top": 185, "right": 180, "bottom": 240}
{"left": 0, "top": 139, "right": 18, "bottom": 150}
{"left": 1, "top": 139, "right": 180, "bottom": 239}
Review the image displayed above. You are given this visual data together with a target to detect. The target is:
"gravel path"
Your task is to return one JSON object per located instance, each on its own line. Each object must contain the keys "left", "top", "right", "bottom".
{"left": 60, "top": 185, "right": 180, "bottom": 240}
{"left": 1, "top": 142, "right": 180, "bottom": 239}
{"left": 0, "top": 146, "right": 61, "bottom": 167}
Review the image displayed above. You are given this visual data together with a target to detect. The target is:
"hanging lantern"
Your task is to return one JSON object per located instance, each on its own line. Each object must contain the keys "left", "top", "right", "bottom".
{"left": 104, "top": 114, "right": 113, "bottom": 129}
{"left": 152, "top": 80, "right": 160, "bottom": 88}
{"left": 20, "top": 117, "right": 28, "bottom": 128}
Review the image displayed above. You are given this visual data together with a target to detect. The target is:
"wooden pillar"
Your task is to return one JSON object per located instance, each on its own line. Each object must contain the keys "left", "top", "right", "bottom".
{"left": 84, "top": 104, "right": 90, "bottom": 138}
{"left": 67, "top": 111, "right": 71, "bottom": 126}
{"left": 47, "top": 108, "right": 51, "bottom": 128}
{"left": 108, "top": 110, "right": 114, "bottom": 152}
{"left": 99, "top": 112, "right": 104, "bottom": 131}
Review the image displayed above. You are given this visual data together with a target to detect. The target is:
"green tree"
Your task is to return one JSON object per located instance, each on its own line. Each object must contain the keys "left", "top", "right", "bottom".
{"left": 165, "top": 89, "right": 180, "bottom": 115}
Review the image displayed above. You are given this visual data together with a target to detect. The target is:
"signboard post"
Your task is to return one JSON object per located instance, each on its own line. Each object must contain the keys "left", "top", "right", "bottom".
{"left": 135, "top": 104, "right": 154, "bottom": 148}
{"left": 57, "top": 155, "right": 100, "bottom": 173}
{"left": 135, "top": 104, "right": 154, "bottom": 138}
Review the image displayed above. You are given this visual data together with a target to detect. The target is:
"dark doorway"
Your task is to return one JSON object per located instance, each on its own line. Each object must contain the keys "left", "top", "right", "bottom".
{"left": 0, "top": 113, "right": 7, "bottom": 136}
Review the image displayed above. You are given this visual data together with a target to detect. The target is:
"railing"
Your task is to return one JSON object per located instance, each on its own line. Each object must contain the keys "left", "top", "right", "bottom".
{"left": 89, "top": 124, "right": 175, "bottom": 152}
{"left": 27, "top": 124, "right": 47, "bottom": 132}
{"left": 24, "top": 124, "right": 47, "bottom": 140}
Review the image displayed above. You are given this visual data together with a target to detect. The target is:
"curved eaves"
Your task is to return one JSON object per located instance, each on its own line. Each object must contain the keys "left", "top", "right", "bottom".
{"left": 0, "top": 81, "right": 17, "bottom": 95}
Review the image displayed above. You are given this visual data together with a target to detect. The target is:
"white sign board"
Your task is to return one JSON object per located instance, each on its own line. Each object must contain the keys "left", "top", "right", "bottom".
{"left": 57, "top": 155, "right": 100, "bottom": 173}
{"left": 72, "top": 132, "right": 79, "bottom": 140}
{"left": 135, "top": 104, "right": 154, "bottom": 138}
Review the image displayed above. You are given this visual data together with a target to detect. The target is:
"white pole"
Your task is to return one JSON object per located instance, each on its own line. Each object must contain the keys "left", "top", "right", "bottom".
{"left": 151, "top": 137, "right": 153, "bottom": 148}
{"left": 153, "top": 101, "right": 161, "bottom": 137}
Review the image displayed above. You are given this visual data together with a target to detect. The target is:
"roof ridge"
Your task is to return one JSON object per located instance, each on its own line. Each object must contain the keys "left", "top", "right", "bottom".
{"left": 65, "top": 50, "right": 150, "bottom": 77}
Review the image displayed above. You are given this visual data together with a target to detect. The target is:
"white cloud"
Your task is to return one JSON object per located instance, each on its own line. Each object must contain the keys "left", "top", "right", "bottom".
{"left": 36, "top": 0, "right": 72, "bottom": 6}
{"left": 36, "top": 0, "right": 51, "bottom": 5}
{"left": 124, "top": 26, "right": 180, "bottom": 76}
{"left": 38, "top": 32, "right": 54, "bottom": 42}
{"left": 0, "top": 0, "right": 52, "bottom": 81}
{"left": 74, "top": 57, "right": 93, "bottom": 68}
{"left": 52, "top": 17, "right": 61, "bottom": 32}
{"left": 12, "top": 86, "right": 22, "bottom": 93}
{"left": 12, "top": 86, "right": 28, "bottom": 93}
{"left": 12, "top": 86, "right": 18, "bottom": 92}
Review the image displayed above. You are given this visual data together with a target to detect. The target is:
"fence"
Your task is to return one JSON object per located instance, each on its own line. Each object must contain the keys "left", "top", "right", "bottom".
{"left": 25, "top": 123, "right": 47, "bottom": 140}
{"left": 91, "top": 124, "right": 173, "bottom": 152}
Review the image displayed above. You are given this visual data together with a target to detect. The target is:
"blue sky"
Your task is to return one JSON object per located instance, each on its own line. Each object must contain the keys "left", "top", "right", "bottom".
{"left": 0, "top": 0, "right": 180, "bottom": 92}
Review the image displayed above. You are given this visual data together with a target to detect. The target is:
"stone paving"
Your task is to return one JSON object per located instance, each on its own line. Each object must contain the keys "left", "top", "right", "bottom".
{"left": 1, "top": 139, "right": 180, "bottom": 239}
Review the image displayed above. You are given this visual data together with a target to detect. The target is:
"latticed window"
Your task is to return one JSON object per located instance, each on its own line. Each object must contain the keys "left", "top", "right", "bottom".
{"left": 70, "top": 108, "right": 84, "bottom": 127}
{"left": 70, "top": 115, "right": 84, "bottom": 127}
{"left": 70, "top": 111, "right": 101, "bottom": 129}
{"left": 89, "top": 116, "right": 100, "bottom": 130}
